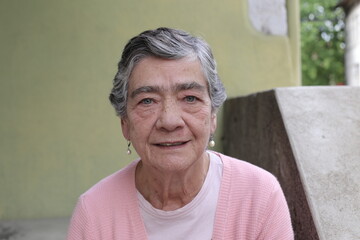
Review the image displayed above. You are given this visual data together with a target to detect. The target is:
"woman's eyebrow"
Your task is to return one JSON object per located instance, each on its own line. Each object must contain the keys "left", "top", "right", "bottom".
{"left": 175, "top": 82, "right": 206, "bottom": 92}
{"left": 130, "top": 86, "right": 160, "bottom": 98}
{"left": 130, "top": 82, "right": 206, "bottom": 98}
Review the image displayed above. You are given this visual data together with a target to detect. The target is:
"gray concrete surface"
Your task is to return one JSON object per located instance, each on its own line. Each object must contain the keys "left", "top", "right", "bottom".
{"left": 276, "top": 87, "right": 360, "bottom": 240}
{"left": 223, "top": 86, "right": 360, "bottom": 240}
{"left": 0, "top": 217, "right": 69, "bottom": 240}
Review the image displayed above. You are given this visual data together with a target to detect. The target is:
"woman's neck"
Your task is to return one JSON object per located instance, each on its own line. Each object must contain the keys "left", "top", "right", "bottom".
{"left": 135, "top": 154, "right": 210, "bottom": 211}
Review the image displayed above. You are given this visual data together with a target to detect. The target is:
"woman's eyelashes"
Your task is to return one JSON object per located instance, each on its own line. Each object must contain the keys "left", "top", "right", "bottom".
{"left": 140, "top": 98, "right": 154, "bottom": 105}
{"left": 184, "top": 96, "right": 197, "bottom": 103}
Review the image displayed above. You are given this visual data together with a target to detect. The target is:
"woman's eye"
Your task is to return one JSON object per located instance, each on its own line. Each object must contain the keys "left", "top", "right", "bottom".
{"left": 140, "top": 98, "right": 153, "bottom": 105}
{"left": 185, "top": 96, "right": 197, "bottom": 103}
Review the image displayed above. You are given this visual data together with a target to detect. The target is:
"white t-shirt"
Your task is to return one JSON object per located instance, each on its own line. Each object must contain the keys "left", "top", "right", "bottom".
{"left": 137, "top": 151, "right": 223, "bottom": 240}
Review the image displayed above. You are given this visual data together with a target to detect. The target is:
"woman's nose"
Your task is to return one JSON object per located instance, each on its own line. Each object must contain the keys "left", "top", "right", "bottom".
{"left": 155, "top": 100, "right": 185, "bottom": 131}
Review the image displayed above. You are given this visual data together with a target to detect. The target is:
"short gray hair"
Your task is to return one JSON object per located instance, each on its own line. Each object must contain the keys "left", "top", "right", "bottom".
{"left": 109, "top": 27, "right": 227, "bottom": 117}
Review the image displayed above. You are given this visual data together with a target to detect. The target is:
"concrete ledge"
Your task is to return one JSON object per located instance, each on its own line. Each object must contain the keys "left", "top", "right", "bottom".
{"left": 0, "top": 218, "right": 68, "bottom": 240}
{"left": 223, "top": 87, "right": 360, "bottom": 240}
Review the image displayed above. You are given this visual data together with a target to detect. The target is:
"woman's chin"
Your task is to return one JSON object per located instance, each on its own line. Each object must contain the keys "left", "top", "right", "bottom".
{"left": 144, "top": 156, "right": 199, "bottom": 174}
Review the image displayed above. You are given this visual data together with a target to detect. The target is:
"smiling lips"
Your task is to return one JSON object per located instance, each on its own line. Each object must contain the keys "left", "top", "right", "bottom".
{"left": 155, "top": 141, "right": 189, "bottom": 147}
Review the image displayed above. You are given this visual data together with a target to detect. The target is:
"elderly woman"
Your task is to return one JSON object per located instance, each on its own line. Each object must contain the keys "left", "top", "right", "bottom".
{"left": 67, "top": 27, "right": 293, "bottom": 239}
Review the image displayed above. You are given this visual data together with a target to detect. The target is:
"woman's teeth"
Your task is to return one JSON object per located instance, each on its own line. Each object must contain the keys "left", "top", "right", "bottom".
{"left": 158, "top": 142, "right": 184, "bottom": 146}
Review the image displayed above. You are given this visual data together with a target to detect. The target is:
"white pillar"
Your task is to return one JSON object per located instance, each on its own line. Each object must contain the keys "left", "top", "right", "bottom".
{"left": 345, "top": 4, "right": 360, "bottom": 86}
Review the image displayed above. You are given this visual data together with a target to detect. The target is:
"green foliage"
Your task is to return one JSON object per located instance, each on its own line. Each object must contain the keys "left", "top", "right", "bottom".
{"left": 301, "top": 0, "right": 346, "bottom": 85}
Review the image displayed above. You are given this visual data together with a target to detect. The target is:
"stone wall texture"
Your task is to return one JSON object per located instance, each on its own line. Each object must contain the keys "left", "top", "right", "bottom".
{"left": 223, "top": 87, "right": 360, "bottom": 240}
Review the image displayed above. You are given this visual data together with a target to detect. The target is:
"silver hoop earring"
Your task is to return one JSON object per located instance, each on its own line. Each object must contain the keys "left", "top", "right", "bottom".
{"left": 127, "top": 141, "right": 132, "bottom": 155}
{"left": 209, "top": 136, "right": 215, "bottom": 148}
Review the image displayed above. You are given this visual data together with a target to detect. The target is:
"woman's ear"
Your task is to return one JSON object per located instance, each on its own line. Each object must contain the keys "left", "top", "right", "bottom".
{"left": 121, "top": 118, "right": 130, "bottom": 140}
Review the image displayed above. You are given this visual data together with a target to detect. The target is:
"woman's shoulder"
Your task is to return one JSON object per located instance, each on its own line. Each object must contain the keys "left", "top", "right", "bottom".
{"left": 213, "top": 151, "right": 279, "bottom": 190}
{"left": 68, "top": 160, "right": 145, "bottom": 238}
{"left": 211, "top": 152, "right": 293, "bottom": 239}
{"left": 80, "top": 160, "right": 139, "bottom": 205}
{"left": 214, "top": 152, "right": 284, "bottom": 216}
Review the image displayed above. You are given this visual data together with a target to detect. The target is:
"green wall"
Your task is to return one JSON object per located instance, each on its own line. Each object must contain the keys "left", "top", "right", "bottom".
{"left": 0, "top": 0, "right": 300, "bottom": 219}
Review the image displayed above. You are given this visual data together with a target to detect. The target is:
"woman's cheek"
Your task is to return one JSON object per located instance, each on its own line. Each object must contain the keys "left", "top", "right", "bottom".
{"left": 134, "top": 105, "right": 158, "bottom": 119}
{"left": 183, "top": 102, "right": 212, "bottom": 118}
{"left": 181, "top": 101, "right": 203, "bottom": 114}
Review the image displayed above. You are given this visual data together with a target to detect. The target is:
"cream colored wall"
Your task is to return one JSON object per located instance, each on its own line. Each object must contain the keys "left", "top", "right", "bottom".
{"left": 0, "top": 0, "right": 300, "bottom": 219}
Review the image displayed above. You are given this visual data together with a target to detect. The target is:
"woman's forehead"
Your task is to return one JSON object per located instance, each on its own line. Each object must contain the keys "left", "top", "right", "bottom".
{"left": 128, "top": 57, "right": 208, "bottom": 91}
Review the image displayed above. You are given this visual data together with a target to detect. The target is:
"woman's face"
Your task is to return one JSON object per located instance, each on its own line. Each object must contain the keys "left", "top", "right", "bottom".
{"left": 121, "top": 56, "right": 217, "bottom": 172}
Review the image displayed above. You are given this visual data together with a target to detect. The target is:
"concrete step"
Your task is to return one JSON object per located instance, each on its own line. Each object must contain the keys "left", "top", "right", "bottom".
{"left": 223, "top": 86, "right": 360, "bottom": 240}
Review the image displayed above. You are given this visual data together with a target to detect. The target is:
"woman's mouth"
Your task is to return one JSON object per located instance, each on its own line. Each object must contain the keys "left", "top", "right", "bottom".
{"left": 155, "top": 141, "right": 188, "bottom": 147}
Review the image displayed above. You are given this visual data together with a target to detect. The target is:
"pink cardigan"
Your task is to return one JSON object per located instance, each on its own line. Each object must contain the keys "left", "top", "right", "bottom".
{"left": 67, "top": 152, "right": 294, "bottom": 239}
